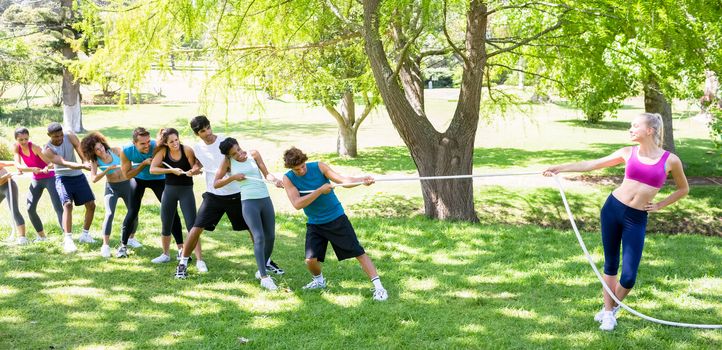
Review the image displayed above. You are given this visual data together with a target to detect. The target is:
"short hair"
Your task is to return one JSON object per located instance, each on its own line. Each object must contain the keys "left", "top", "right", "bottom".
{"left": 219, "top": 137, "right": 238, "bottom": 156}
{"left": 14, "top": 127, "right": 29, "bottom": 139}
{"left": 190, "top": 115, "right": 211, "bottom": 134}
{"left": 283, "top": 147, "right": 308, "bottom": 168}
{"left": 47, "top": 122, "right": 63, "bottom": 134}
{"left": 80, "top": 132, "right": 110, "bottom": 162}
{"left": 132, "top": 127, "right": 150, "bottom": 142}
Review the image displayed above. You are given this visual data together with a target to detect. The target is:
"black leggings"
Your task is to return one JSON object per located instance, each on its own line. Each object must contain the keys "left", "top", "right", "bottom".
{"left": 125, "top": 178, "right": 182, "bottom": 245}
{"left": 161, "top": 185, "right": 196, "bottom": 236}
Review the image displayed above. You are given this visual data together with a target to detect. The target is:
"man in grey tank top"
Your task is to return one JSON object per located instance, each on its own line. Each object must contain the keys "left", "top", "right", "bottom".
{"left": 42, "top": 123, "right": 97, "bottom": 253}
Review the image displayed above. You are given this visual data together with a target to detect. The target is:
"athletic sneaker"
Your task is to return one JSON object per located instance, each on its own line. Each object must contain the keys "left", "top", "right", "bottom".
{"left": 116, "top": 245, "right": 128, "bottom": 258}
{"left": 16, "top": 236, "right": 29, "bottom": 245}
{"left": 196, "top": 260, "right": 208, "bottom": 273}
{"left": 63, "top": 235, "right": 77, "bottom": 253}
{"left": 599, "top": 311, "right": 617, "bottom": 331}
{"left": 260, "top": 277, "right": 278, "bottom": 291}
{"left": 100, "top": 244, "right": 111, "bottom": 258}
{"left": 127, "top": 238, "right": 143, "bottom": 248}
{"left": 175, "top": 264, "right": 188, "bottom": 279}
{"left": 151, "top": 253, "right": 171, "bottom": 264}
{"left": 32, "top": 236, "right": 47, "bottom": 243}
{"left": 373, "top": 287, "right": 388, "bottom": 301}
{"left": 266, "top": 260, "right": 285, "bottom": 275}
{"left": 255, "top": 270, "right": 262, "bottom": 280}
{"left": 302, "top": 278, "right": 327, "bottom": 290}
{"left": 594, "top": 305, "right": 621, "bottom": 322}
{"left": 77, "top": 232, "right": 96, "bottom": 243}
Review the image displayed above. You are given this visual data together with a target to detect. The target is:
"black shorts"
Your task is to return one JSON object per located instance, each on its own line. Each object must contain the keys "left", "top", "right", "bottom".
{"left": 193, "top": 192, "right": 248, "bottom": 231}
{"left": 305, "top": 214, "right": 365, "bottom": 262}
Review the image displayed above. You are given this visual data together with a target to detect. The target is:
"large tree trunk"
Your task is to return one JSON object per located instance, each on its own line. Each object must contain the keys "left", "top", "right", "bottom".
{"left": 363, "top": 0, "right": 486, "bottom": 222}
{"left": 643, "top": 77, "right": 674, "bottom": 152}
{"left": 60, "top": 0, "right": 84, "bottom": 133}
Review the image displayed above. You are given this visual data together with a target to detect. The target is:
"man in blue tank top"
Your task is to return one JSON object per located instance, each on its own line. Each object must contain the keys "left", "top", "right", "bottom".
{"left": 282, "top": 147, "right": 388, "bottom": 301}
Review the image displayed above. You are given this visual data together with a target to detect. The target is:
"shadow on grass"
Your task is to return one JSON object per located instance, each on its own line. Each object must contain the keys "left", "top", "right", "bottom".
{"left": 558, "top": 119, "right": 630, "bottom": 131}
{"left": 0, "top": 107, "right": 62, "bottom": 127}
{"left": 316, "top": 138, "right": 721, "bottom": 177}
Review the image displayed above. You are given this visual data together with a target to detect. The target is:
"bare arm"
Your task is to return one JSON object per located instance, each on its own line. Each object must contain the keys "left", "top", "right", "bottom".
{"left": 543, "top": 147, "right": 628, "bottom": 176}
{"left": 68, "top": 132, "right": 88, "bottom": 164}
{"left": 644, "top": 154, "right": 689, "bottom": 212}
{"left": 42, "top": 147, "right": 87, "bottom": 170}
{"left": 251, "top": 150, "right": 283, "bottom": 188}
{"left": 282, "top": 174, "right": 332, "bottom": 210}
{"left": 213, "top": 157, "right": 243, "bottom": 189}
{"left": 318, "top": 162, "right": 374, "bottom": 187}
{"left": 150, "top": 149, "right": 185, "bottom": 176}
{"left": 184, "top": 145, "right": 197, "bottom": 176}
{"left": 13, "top": 147, "right": 39, "bottom": 173}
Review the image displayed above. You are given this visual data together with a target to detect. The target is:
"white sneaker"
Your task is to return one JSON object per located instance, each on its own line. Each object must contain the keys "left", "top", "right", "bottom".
{"left": 17, "top": 236, "right": 29, "bottom": 245}
{"left": 151, "top": 254, "right": 171, "bottom": 264}
{"left": 63, "top": 235, "right": 77, "bottom": 253}
{"left": 127, "top": 238, "right": 142, "bottom": 248}
{"left": 77, "top": 232, "right": 96, "bottom": 243}
{"left": 373, "top": 287, "right": 388, "bottom": 301}
{"left": 100, "top": 244, "right": 111, "bottom": 258}
{"left": 260, "top": 277, "right": 278, "bottom": 291}
{"left": 302, "top": 278, "right": 327, "bottom": 290}
{"left": 255, "top": 270, "right": 262, "bottom": 280}
{"left": 595, "top": 305, "right": 621, "bottom": 322}
{"left": 196, "top": 260, "right": 208, "bottom": 273}
{"left": 599, "top": 311, "right": 617, "bottom": 331}
{"left": 33, "top": 236, "right": 47, "bottom": 243}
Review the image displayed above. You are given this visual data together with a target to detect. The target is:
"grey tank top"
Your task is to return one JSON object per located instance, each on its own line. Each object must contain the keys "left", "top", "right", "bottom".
{"left": 46, "top": 133, "right": 83, "bottom": 177}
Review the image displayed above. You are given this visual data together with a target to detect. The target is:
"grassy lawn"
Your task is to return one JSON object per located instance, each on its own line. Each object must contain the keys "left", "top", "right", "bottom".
{"left": 1, "top": 87, "right": 721, "bottom": 349}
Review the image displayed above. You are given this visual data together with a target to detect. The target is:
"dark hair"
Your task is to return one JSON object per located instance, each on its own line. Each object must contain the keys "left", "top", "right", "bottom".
{"left": 190, "top": 115, "right": 211, "bottom": 134}
{"left": 47, "top": 122, "right": 63, "bottom": 134}
{"left": 80, "top": 132, "right": 111, "bottom": 162}
{"left": 132, "top": 127, "right": 150, "bottom": 142}
{"left": 219, "top": 137, "right": 238, "bottom": 156}
{"left": 14, "top": 127, "right": 29, "bottom": 139}
{"left": 156, "top": 128, "right": 180, "bottom": 152}
{"left": 283, "top": 147, "right": 308, "bottom": 168}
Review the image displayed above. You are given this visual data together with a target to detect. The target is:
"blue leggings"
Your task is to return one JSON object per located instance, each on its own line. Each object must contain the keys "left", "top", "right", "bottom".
{"left": 600, "top": 194, "right": 648, "bottom": 289}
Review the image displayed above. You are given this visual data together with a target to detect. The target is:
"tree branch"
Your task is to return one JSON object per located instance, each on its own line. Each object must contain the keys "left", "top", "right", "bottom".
{"left": 325, "top": 0, "right": 361, "bottom": 30}
{"left": 443, "top": 0, "right": 468, "bottom": 66}
{"left": 488, "top": 63, "right": 563, "bottom": 85}
{"left": 325, "top": 105, "right": 347, "bottom": 127}
{"left": 486, "top": 11, "right": 568, "bottom": 59}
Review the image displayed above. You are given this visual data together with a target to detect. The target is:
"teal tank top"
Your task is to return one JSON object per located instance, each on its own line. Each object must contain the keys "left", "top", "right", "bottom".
{"left": 230, "top": 156, "right": 269, "bottom": 200}
{"left": 122, "top": 140, "right": 164, "bottom": 181}
{"left": 97, "top": 150, "right": 120, "bottom": 175}
{"left": 285, "top": 161, "right": 344, "bottom": 224}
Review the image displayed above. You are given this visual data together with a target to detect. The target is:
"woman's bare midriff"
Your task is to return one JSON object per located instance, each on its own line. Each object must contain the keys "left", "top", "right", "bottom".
{"left": 611, "top": 179, "right": 660, "bottom": 210}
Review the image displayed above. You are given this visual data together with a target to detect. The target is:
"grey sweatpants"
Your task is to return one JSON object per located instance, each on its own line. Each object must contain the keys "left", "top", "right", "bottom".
{"left": 1, "top": 180, "right": 25, "bottom": 226}
{"left": 26, "top": 177, "right": 63, "bottom": 232}
{"left": 160, "top": 184, "right": 196, "bottom": 240}
{"left": 242, "top": 197, "right": 276, "bottom": 276}
{"left": 103, "top": 180, "right": 138, "bottom": 237}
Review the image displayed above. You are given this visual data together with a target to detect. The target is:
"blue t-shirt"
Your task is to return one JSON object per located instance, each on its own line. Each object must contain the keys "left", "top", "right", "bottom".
{"left": 122, "top": 140, "right": 164, "bottom": 181}
{"left": 285, "top": 161, "right": 344, "bottom": 224}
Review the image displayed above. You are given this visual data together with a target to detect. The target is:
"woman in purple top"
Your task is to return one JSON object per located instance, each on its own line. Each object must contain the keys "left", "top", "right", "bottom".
{"left": 13, "top": 127, "right": 63, "bottom": 243}
{"left": 544, "top": 113, "right": 689, "bottom": 331}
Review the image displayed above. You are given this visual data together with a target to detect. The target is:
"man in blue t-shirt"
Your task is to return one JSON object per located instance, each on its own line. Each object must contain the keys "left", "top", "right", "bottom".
{"left": 282, "top": 147, "right": 388, "bottom": 301}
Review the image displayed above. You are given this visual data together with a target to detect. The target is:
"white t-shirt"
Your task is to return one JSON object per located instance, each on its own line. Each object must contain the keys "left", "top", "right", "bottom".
{"left": 193, "top": 134, "right": 241, "bottom": 195}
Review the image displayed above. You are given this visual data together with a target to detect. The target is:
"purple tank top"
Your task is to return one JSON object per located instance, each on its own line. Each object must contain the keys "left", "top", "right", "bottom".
{"left": 624, "top": 146, "right": 670, "bottom": 188}
{"left": 17, "top": 142, "right": 54, "bottom": 180}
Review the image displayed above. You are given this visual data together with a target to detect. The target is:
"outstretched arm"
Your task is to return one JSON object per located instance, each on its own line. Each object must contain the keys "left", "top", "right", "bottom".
{"left": 251, "top": 150, "right": 283, "bottom": 188}
{"left": 543, "top": 147, "right": 628, "bottom": 176}
{"left": 318, "top": 162, "right": 374, "bottom": 187}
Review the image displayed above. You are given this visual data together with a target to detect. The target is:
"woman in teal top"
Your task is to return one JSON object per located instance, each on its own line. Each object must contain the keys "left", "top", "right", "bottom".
{"left": 81, "top": 132, "right": 139, "bottom": 258}
{"left": 215, "top": 137, "right": 283, "bottom": 291}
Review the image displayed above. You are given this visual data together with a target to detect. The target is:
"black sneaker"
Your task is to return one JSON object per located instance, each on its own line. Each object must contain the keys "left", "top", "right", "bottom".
{"left": 175, "top": 264, "right": 188, "bottom": 279}
{"left": 266, "top": 260, "right": 285, "bottom": 275}
{"left": 116, "top": 246, "right": 128, "bottom": 258}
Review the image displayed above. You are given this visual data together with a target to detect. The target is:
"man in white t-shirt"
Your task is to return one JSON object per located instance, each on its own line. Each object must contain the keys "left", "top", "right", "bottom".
{"left": 175, "top": 115, "right": 284, "bottom": 279}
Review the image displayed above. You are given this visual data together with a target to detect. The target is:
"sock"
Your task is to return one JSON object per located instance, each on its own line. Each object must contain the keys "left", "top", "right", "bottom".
{"left": 179, "top": 257, "right": 189, "bottom": 266}
{"left": 313, "top": 273, "right": 324, "bottom": 282}
{"left": 267, "top": 257, "right": 272, "bottom": 265}
{"left": 82, "top": 229, "right": 89, "bottom": 235}
{"left": 64, "top": 233, "right": 72, "bottom": 238}
{"left": 371, "top": 276, "right": 383, "bottom": 289}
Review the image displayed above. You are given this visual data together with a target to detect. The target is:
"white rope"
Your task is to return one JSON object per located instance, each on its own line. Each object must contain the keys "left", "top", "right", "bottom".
{"left": 552, "top": 175, "right": 722, "bottom": 329}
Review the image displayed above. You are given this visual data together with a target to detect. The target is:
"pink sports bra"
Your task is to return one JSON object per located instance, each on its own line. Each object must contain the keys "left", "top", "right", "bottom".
{"left": 624, "top": 146, "right": 670, "bottom": 188}
{"left": 17, "top": 142, "right": 54, "bottom": 180}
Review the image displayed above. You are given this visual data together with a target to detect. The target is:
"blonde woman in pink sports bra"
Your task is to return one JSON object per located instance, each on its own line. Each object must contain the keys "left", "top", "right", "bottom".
{"left": 544, "top": 113, "right": 689, "bottom": 331}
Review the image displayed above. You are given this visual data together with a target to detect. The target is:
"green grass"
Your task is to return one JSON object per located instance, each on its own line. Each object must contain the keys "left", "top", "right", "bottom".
{"left": 0, "top": 214, "right": 720, "bottom": 349}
